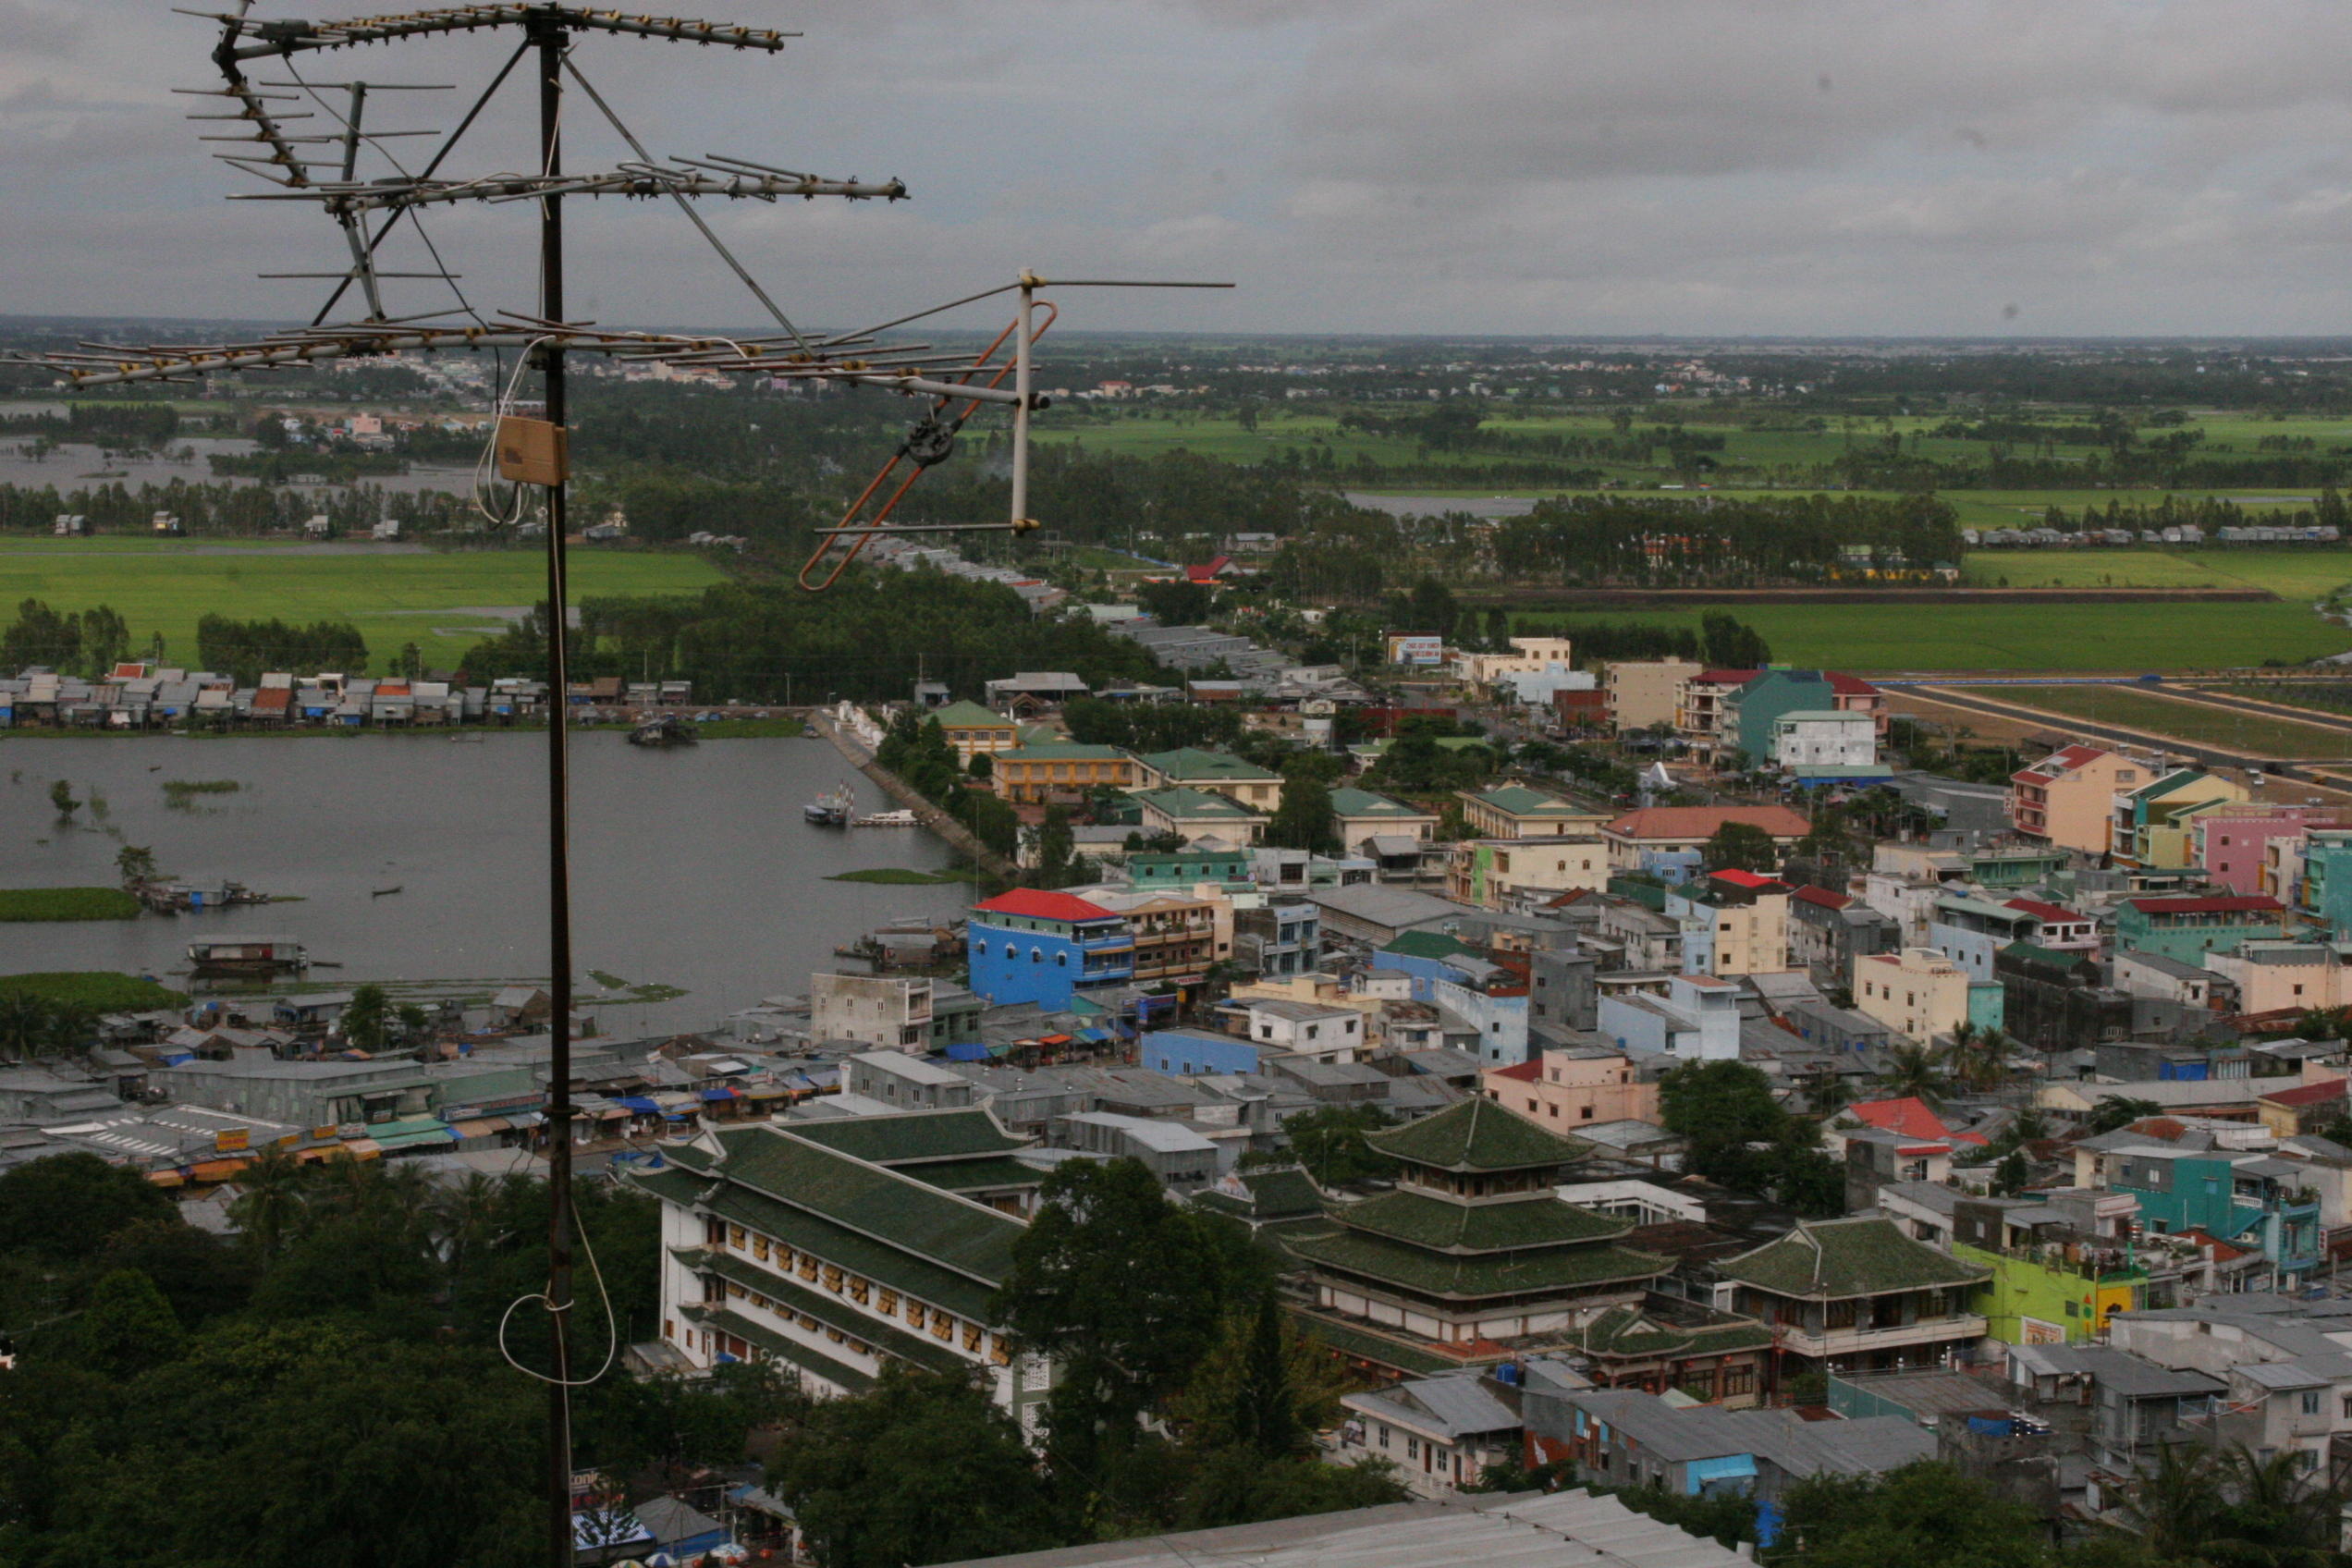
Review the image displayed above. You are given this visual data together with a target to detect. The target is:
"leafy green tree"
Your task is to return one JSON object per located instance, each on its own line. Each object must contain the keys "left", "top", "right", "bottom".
{"left": 1035, "top": 804, "right": 1078, "bottom": 887}
{"left": 997, "top": 1158, "right": 1242, "bottom": 1488}
{"left": 1776, "top": 1461, "right": 2045, "bottom": 1568}
{"left": 770, "top": 1366, "right": 1059, "bottom": 1568}
{"left": 0, "top": 1151, "right": 177, "bottom": 1261}
{"left": 49, "top": 778, "right": 78, "bottom": 819}
{"left": 116, "top": 843, "right": 158, "bottom": 886}
{"left": 1265, "top": 768, "right": 1339, "bottom": 855}
{"left": 97, "top": 1219, "right": 251, "bottom": 1328}
{"left": 1271, "top": 1104, "right": 1398, "bottom": 1185}
{"left": 1137, "top": 578, "right": 1216, "bottom": 625}
{"left": 341, "top": 985, "right": 389, "bottom": 1051}
{"left": 2086, "top": 1096, "right": 2165, "bottom": 1134}
{"left": 77, "top": 1268, "right": 186, "bottom": 1378}
{"left": 1701, "top": 820, "right": 1779, "bottom": 873}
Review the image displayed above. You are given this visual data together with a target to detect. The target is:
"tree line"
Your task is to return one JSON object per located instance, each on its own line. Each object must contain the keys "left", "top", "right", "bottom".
{"left": 459, "top": 570, "right": 1165, "bottom": 704}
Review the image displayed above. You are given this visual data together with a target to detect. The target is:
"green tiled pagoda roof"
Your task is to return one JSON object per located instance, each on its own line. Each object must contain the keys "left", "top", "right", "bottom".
{"left": 1577, "top": 1305, "right": 1775, "bottom": 1360}
{"left": 1000, "top": 742, "right": 1128, "bottom": 761}
{"left": 697, "top": 1182, "right": 998, "bottom": 1320}
{"left": 628, "top": 1164, "right": 715, "bottom": 1207}
{"left": 910, "top": 1156, "right": 1048, "bottom": 1194}
{"left": 1286, "top": 1228, "right": 1667, "bottom": 1300}
{"left": 1365, "top": 1098, "right": 1593, "bottom": 1173}
{"left": 1338, "top": 1189, "right": 1630, "bottom": 1253}
{"left": 1190, "top": 1166, "right": 1328, "bottom": 1223}
{"left": 773, "top": 1110, "right": 1030, "bottom": 1166}
{"left": 1715, "top": 1217, "right": 1991, "bottom": 1301}
{"left": 673, "top": 1245, "right": 968, "bottom": 1376}
{"left": 680, "top": 1304, "right": 876, "bottom": 1395}
{"left": 1289, "top": 1308, "right": 1463, "bottom": 1376}
{"left": 718, "top": 1127, "right": 1024, "bottom": 1284}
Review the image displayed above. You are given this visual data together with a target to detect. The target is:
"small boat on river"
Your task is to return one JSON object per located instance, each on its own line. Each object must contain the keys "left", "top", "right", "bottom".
{"left": 803, "top": 782, "right": 855, "bottom": 827}
{"left": 187, "top": 935, "right": 309, "bottom": 978}
{"left": 853, "top": 809, "right": 919, "bottom": 827}
{"left": 628, "top": 713, "right": 698, "bottom": 748}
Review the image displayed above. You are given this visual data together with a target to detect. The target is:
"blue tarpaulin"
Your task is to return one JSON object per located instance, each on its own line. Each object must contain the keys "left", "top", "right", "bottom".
{"left": 944, "top": 1041, "right": 992, "bottom": 1060}
{"left": 1076, "top": 1027, "right": 1111, "bottom": 1043}
{"left": 700, "top": 1086, "right": 737, "bottom": 1101}
{"left": 614, "top": 1095, "right": 661, "bottom": 1113}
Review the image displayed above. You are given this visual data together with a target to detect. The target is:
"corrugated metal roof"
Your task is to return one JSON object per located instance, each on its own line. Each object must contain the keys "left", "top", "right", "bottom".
{"left": 923, "top": 1489, "right": 1749, "bottom": 1568}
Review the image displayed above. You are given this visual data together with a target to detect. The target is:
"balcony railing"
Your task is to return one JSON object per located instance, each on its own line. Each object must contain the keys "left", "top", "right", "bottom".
{"left": 1778, "top": 1316, "right": 1989, "bottom": 1356}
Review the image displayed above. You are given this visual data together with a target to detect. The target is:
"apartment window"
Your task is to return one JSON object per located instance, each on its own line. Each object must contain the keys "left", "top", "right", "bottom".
{"left": 2303, "top": 1390, "right": 2322, "bottom": 1415}
{"left": 1378, "top": 1425, "right": 1391, "bottom": 1450}
{"left": 1581, "top": 1105, "right": 1594, "bottom": 1120}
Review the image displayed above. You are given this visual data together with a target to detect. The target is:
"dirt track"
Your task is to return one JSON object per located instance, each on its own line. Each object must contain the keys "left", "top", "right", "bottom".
{"left": 1464, "top": 586, "right": 2274, "bottom": 606}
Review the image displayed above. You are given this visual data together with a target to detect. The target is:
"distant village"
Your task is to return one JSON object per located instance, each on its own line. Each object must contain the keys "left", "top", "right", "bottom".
{"left": 17, "top": 596, "right": 2352, "bottom": 1555}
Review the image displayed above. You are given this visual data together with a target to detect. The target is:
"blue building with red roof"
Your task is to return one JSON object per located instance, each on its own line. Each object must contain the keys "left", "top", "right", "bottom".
{"left": 966, "top": 888, "right": 1137, "bottom": 1010}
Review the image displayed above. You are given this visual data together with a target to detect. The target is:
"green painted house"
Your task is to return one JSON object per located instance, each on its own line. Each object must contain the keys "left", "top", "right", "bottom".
{"left": 2113, "top": 893, "right": 2286, "bottom": 966}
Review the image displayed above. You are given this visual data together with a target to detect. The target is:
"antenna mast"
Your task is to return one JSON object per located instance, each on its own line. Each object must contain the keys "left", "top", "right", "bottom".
{"left": 9, "top": 10, "right": 1232, "bottom": 1562}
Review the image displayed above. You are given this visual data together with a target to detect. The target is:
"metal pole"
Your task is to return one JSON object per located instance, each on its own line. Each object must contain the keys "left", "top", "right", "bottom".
{"left": 533, "top": 17, "right": 577, "bottom": 1568}
{"left": 1011, "top": 270, "right": 1036, "bottom": 529}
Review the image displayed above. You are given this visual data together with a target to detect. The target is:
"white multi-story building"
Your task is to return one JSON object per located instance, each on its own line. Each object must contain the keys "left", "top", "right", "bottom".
{"left": 809, "top": 972, "right": 934, "bottom": 1052}
{"left": 631, "top": 1113, "right": 1053, "bottom": 1427}
{"left": 1769, "top": 710, "right": 1877, "bottom": 770}
{"left": 1596, "top": 974, "right": 1741, "bottom": 1061}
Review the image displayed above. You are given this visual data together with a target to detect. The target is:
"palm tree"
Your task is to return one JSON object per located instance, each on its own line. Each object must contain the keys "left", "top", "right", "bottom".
{"left": 2113, "top": 1441, "right": 2224, "bottom": 1562}
{"left": 1950, "top": 1026, "right": 2015, "bottom": 1094}
{"left": 1875, "top": 1040, "right": 1947, "bottom": 1105}
{"left": 41, "top": 1002, "right": 95, "bottom": 1059}
{"left": 227, "top": 1145, "right": 311, "bottom": 1257}
{"left": 1802, "top": 1072, "right": 1853, "bottom": 1118}
{"left": 0, "top": 991, "right": 48, "bottom": 1061}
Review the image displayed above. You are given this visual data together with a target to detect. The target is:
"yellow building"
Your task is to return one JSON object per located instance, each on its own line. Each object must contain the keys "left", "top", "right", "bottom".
{"left": 1447, "top": 837, "right": 1610, "bottom": 910}
{"left": 1854, "top": 947, "right": 1997, "bottom": 1043}
{"left": 991, "top": 743, "right": 1135, "bottom": 804}
{"left": 1604, "top": 658, "right": 1703, "bottom": 733}
{"left": 928, "top": 700, "right": 1020, "bottom": 766}
{"left": 1458, "top": 784, "right": 1608, "bottom": 839}
{"left": 1451, "top": 636, "right": 1576, "bottom": 692}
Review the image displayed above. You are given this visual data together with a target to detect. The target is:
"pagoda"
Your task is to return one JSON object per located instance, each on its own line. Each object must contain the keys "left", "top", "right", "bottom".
{"left": 1288, "top": 1098, "right": 1670, "bottom": 1345}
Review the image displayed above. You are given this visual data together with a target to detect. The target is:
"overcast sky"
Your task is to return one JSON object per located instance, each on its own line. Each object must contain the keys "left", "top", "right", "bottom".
{"left": 7, "top": 0, "right": 2352, "bottom": 337}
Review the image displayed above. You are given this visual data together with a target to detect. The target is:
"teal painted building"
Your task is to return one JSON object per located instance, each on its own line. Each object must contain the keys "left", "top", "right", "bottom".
{"left": 2304, "top": 828, "right": 2352, "bottom": 937}
{"left": 2106, "top": 1149, "right": 2321, "bottom": 1287}
{"left": 1731, "top": 670, "right": 1841, "bottom": 766}
{"left": 2113, "top": 894, "right": 2287, "bottom": 966}
{"left": 1128, "top": 848, "right": 1252, "bottom": 892}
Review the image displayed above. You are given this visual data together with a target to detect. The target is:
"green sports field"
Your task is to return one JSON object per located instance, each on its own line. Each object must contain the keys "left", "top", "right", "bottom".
{"left": 0, "top": 540, "right": 724, "bottom": 671}
{"left": 1513, "top": 600, "right": 2349, "bottom": 673}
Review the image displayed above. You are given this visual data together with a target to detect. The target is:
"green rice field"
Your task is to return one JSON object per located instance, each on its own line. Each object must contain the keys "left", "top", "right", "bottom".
{"left": 1954, "top": 683, "right": 2352, "bottom": 757}
{"left": 0, "top": 540, "right": 725, "bottom": 671}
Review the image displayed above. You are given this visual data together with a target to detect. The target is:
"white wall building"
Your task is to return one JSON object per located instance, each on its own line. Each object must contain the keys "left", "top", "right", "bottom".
{"left": 1770, "top": 710, "right": 1877, "bottom": 769}
{"left": 1596, "top": 974, "right": 1742, "bottom": 1061}
{"left": 809, "top": 972, "right": 934, "bottom": 1052}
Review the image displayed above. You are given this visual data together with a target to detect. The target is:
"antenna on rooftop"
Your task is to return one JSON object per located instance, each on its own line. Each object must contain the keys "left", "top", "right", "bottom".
{"left": 5, "top": 7, "right": 1232, "bottom": 1564}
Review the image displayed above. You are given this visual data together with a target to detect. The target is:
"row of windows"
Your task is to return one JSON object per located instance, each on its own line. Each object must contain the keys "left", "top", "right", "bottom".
{"left": 973, "top": 940, "right": 1071, "bottom": 967}
{"left": 703, "top": 1218, "right": 1004, "bottom": 1363}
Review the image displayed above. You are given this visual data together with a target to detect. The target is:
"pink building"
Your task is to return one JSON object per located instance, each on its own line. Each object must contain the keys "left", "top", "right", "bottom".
{"left": 1481, "top": 1046, "right": 1659, "bottom": 1130}
{"left": 2193, "top": 805, "right": 2346, "bottom": 895}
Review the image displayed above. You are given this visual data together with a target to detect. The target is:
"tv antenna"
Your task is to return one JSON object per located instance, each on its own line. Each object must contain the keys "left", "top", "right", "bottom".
{"left": 6, "top": 7, "right": 1230, "bottom": 1565}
